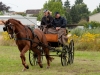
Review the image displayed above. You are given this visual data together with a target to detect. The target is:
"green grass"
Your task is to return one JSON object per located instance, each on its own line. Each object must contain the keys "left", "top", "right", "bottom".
{"left": 0, "top": 46, "right": 100, "bottom": 75}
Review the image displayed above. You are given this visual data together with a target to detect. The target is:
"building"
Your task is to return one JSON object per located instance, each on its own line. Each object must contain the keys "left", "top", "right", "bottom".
{"left": 89, "top": 13, "right": 100, "bottom": 22}
{"left": 26, "top": 9, "right": 41, "bottom": 17}
{"left": 0, "top": 15, "right": 37, "bottom": 32}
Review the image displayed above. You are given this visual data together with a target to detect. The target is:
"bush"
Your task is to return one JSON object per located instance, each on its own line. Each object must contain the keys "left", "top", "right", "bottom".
{"left": 0, "top": 32, "right": 16, "bottom": 46}
{"left": 70, "top": 27, "right": 100, "bottom": 36}
{"left": 69, "top": 29, "right": 100, "bottom": 51}
{"left": 78, "top": 19, "right": 88, "bottom": 26}
{"left": 71, "top": 28, "right": 86, "bottom": 36}
{"left": 84, "top": 21, "right": 100, "bottom": 28}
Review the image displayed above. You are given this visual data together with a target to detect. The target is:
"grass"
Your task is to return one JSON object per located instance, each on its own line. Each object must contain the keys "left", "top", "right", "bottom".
{"left": 0, "top": 46, "right": 100, "bottom": 75}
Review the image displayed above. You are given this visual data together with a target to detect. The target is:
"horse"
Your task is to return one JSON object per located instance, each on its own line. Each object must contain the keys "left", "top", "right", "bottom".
{"left": 2, "top": 18, "right": 53, "bottom": 71}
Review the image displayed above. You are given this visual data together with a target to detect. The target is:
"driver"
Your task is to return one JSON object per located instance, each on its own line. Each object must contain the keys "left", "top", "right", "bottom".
{"left": 48, "top": 12, "right": 68, "bottom": 44}
{"left": 41, "top": 10, "right": 53, "bottom": 33}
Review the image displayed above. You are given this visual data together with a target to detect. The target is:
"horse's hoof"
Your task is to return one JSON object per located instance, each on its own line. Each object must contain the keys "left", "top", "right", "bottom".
{"left": 25, "top": 65, "right": 29, "bottom": 69}
{"left": 46, "top": 66, "right": 50, "bottom": 69}
{"left": 40, "top": 65, "right": 43, "bottom": 68}
{"left": 22, "top": 68, "right": 27, "bottom": 71}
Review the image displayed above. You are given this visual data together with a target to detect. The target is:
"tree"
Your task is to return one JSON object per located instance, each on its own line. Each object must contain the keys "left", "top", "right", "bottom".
{"left": 64, "top": 0, "right": 72, "bottom": 24}
{"left": 75, "top": 0, "right": 83, "bottom": 4}
{"left": 37, "top": 9, "right": 44, "bottom": 20}
{"left": 0, "top": 11, "right": 3, "bottom": 15}
{"left": 91, "top": 4, "right": 100, "bottom": 15}
{"left": 0, "top": 2, "right": 10, "bottom": 14}
{"left": 70, "top": 6, "right": 79, "bottom": 24}
{"left": 70, "top": 0, "right": 89, "bottom": 24}
{"left": 44, "top": 0, "right": 65, "bottom": 16}
{"left": 75, "top": 3, "right": 89, "bottom": 19}
{"left": 56, "top": 0, "right": 63, "bottom": 5}
{"left": 64, "top": 0, "right": 70, "bottom": 8}
{"left": 65, "top": 12, "right": 72, "bottom": 24}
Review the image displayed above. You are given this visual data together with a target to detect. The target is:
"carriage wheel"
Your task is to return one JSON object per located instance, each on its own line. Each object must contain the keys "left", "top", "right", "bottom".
{"left": 29, "top": 50, "right": 43, "bottom": 66}
{"left": 69, "top": 39, "right": 74, "bottom": 64}
{"left": 29, "top": 50, "right": 38, "bottom": 66}
{"left": 61, "top": 45, "right": 69, "bottom": 66}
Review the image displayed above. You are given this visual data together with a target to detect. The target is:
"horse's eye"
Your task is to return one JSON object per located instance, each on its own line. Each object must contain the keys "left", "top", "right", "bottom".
{"left": 9, "top": 26, "right": 12, "bottom": 29}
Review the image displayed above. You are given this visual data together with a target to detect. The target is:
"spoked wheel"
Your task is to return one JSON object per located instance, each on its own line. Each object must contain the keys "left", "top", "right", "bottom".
{"left": 29, "top": 50, "right": 43, "bottom": 66}
{"left": 29, "top": 50, "right": 38, "bottom": 66}
{"left": 61, "top": 45, "right": 69, "bottom": 66}
{"left": 69, "top": 39, "right": 74, "bottom": 64}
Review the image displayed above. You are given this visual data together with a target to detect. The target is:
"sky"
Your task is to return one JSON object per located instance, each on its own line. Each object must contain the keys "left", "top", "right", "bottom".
{"left": 1, "top": 0, "right": 100, "bottom": 12}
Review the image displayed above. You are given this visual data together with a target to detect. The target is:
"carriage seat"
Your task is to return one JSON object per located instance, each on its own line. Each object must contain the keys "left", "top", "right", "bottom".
{"left": 45, "top": 34, "right": 58, "bottom": 42}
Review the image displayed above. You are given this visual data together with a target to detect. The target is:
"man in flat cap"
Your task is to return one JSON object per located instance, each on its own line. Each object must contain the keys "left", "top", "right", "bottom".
{"left": 48, "top": 12, "right": 68, "bottom": 44}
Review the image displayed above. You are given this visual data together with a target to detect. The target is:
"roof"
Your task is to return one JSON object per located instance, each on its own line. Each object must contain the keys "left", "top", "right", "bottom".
{"left": 89, "top": 13, "right": 100, "bottom": 17}
{"left": 26, "top": 9, "right": 41, "bottom": 14}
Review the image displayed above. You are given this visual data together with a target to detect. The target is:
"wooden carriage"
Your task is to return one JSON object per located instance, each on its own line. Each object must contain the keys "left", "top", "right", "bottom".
{"left": 29, "top": 32, "right": 74, "bottom": 66}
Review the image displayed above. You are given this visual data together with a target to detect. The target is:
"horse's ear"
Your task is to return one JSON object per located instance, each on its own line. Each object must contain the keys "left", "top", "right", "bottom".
{"left": 1, "top": 20, "right": 6, "bottom": 25}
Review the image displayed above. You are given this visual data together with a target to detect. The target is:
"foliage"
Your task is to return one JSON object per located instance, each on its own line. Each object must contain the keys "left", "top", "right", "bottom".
{"left": 70, "top": 5, "right": 80, "bottom": 24}
{"left": 64, "top": 0, "right": 70, "bottom": 8}
{"left": 91, "top": 4, "right": 100, "bottom": 15}
{"left": 37, "top": 9, "right": 44, "bottom": 20}
{"left": 70, "top": 0, "right": 89, "bottom": 24}
{"left": 31, "top": 14, "right": 38, "bottom": 17}
{"left": 0, "top": 2, "right": 10, "bottom": 12}
{"left": 17, "top": 13, "right": 26, "bottom": 16}
{"left": 78, "top": 19, "right": 87, "bottom": 26}
{"left": 45, "top": 0, "right": 65, "bottom": 16}
{"left": 38, "top": 0, "right": 65, "bottom": 20}
{"left": 71, "top": 28, "right": 85, "bottom": 36}
{"left": 64, "top": 0, "right": 72, "bottom": 24}
{"left": 75, "top": 0, "right": 83, "bottom": 4}
{"left": 70, "top": 29, "right": 100, "bottom": 51}
{"left": 71, "top": 27, "right": 100, "bottom": 36}
{"left": 0, "top": 32, "right": 16, "bottom": 46}
{"left": 65, "top": 12, "right": 72, "bottom": 24}
{"left": 2, "top": 32, "right": 10, "bottom": 40}
{"left": 84, "top": 21, "right": 100, "bottom": 28}
{"left": 90, "top": 9, "right": 98, "bottom": 15}
{"left": 0, "top": 11, "right": 3, "bottom": 15}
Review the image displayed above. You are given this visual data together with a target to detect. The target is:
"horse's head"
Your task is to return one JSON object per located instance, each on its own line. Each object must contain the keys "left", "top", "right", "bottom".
{"left": 3, "top": 19, "right": 22, "bottom": 39}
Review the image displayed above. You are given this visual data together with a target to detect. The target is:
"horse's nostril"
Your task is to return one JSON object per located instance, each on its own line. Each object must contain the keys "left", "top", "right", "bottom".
{"left": 3, "top": 27, "right": 7, "bottom": 31}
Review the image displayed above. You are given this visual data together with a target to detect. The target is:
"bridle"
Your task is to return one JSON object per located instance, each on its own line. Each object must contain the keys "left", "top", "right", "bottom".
{"left": 3, "top": 23, "right": 15, "bottom": 39}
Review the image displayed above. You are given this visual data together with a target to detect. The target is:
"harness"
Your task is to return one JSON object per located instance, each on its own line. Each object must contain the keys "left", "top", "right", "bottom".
{"left": 3, "top": 22, "right": 48, "bottom": 49}
{"left": 15, "top": 26, "right": 43, "bottom": 49}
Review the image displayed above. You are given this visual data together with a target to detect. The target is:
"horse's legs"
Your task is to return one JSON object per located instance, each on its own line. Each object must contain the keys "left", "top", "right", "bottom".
{"left": 19, "top": 45, "right": 30, "bottom": 70}
{"left": 43, "top": 47, "right": 54, "bottom": 68}
{"left": 32, "top": 47, "right": 43, "bottom": 68}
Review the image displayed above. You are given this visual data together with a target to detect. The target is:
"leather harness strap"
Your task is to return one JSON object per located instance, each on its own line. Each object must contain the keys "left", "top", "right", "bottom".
{"left": 15, "top": 26, "right": 46, "bottom": 49}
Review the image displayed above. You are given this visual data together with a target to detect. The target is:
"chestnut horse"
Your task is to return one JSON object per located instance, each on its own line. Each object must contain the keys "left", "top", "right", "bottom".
{"left": 2, "top": 19, "right": 53, "bottom": 71}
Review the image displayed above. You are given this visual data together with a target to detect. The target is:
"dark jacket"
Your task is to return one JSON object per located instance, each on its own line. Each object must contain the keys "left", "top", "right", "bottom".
{"left": 41, "top": 15, "right": 53, "bottom": 27}
{"left": 52, "top": 17, "right": 67, "bottom": 28}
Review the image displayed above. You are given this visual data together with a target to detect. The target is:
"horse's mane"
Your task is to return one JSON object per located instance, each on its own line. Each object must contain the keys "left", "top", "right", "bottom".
{"left": 8, "top": 19, "right": 24, "bottom": 26}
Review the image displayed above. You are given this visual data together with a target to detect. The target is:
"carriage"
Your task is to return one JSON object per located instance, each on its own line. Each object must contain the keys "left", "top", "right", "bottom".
{"left": 29, "top": 32, "right": 74, "bottom": 66}
{"left": 3, "top": 19, "right": 74, "bottom": 70}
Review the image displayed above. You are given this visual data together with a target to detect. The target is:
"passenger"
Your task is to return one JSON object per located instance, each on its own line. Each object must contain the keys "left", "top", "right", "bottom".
{"left": 41, "top": 10, "right": 53, "bottom": 33}
{"left": 48, "top": 12, "right": 68, "bottom": 44}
